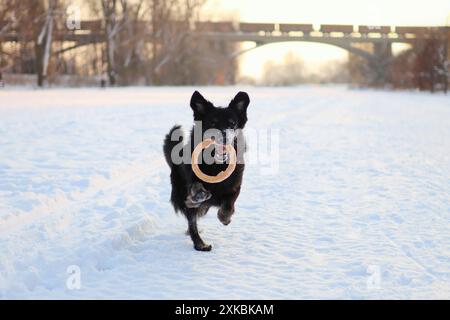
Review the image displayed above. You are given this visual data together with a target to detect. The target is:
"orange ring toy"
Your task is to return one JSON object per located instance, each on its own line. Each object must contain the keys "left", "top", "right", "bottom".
{"left": 191, "top": 139, "right": 237, "bottom": 183}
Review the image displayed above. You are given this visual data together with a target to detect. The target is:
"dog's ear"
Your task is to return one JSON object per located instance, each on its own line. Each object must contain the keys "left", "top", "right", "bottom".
{"left": 190, "top": 91, "right": 211, "bottom": 118}
{"left": 229, "top": 91, "right": 250, "bottom": 114}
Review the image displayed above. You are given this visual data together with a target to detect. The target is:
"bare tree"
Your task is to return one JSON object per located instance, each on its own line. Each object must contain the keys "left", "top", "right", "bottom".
{"left": 101, "top": 0, "right": 124, "bottom": 85}
{"left": 0, "top": 0, "right": 238, "bottom": 86}
{"left": 98, "top": 0, "right": 208, "bottom": 85}
{"left": 35, "top": 0, "right": 57, "bottom": 86}
{"left": 1, "top": 0, "right": 61, "bottom": 86}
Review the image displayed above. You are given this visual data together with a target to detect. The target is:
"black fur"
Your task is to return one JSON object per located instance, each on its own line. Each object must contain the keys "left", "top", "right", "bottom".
{"left": 163, "top": 91, "right": 250, "bottom": 251}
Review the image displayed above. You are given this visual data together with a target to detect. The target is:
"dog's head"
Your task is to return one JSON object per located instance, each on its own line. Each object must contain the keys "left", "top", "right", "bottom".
{"left": 190, "top": 91, "right": 250, "bottom": 162}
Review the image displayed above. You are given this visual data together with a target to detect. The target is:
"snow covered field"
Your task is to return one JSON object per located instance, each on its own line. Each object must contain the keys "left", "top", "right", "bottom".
{"left": 0, "top": 86, "right": 449, "bottom": 299}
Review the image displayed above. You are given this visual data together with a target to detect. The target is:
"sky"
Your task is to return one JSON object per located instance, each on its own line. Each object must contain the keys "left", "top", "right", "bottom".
{"left": 202, "top": 0, "right": 450, "bottom": 79}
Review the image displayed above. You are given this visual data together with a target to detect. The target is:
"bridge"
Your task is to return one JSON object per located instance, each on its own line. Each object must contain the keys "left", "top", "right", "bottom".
{"left": 1, "top": 20, "right": 448, "bottom": 86}
{"left": 194, "top": 22, "right": 448, "bottom": 85}
{"left": 1, "top": 20, "right": 448, "bottom": 53}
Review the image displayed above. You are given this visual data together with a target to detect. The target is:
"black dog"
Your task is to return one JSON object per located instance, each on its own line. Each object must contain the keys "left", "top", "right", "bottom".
{"left": 163, "top": 91, "right": 250, "bottom": 251}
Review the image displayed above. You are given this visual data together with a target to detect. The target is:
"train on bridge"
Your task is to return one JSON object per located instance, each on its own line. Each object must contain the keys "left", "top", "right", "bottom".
{"left": 0, "top": 20, "right": 448, "bottom": 43}
{"left": 194, "top": 21, "right": 448, "bottom": 38}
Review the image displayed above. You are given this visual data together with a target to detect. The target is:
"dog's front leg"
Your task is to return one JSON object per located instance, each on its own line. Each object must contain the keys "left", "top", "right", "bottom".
{"left": 182, "top": 164, "right": 211, "bottom": 208}
{"left": 186, "top": 209, "right": 212, "bottom": 251}
{"left": 217, "top": 187, "right": 241, "bottom": 226}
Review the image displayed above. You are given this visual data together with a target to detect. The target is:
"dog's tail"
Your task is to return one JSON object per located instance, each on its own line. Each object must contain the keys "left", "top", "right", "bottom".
{"left": 163, "top": 125, "right": 183, "bottom": 169}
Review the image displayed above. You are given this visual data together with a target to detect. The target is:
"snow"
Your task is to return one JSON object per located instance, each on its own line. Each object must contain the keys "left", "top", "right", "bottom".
{"left": 0, "top": 86, "right": 449, "bottom": 299}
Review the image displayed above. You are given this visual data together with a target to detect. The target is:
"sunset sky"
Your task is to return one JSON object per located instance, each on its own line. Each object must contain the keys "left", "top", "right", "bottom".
{"left": 203, "top": 0, "right": 450, "bottom": 79}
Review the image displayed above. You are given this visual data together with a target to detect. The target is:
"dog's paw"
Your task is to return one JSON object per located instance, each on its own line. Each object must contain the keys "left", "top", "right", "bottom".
{"left": 185, "top": 183, "right": 212, "bottom": 208}
{"left": 185, "top": 197, "right": 202, "bottom": 208}
{"left": 217, "top": 209, "right": 232, "bottom": 226}
{"left": 192, "top": 189, "right": 211, "bottom": 203}
{"left": 194, "top": 243, "right": 212, "bottom": 251}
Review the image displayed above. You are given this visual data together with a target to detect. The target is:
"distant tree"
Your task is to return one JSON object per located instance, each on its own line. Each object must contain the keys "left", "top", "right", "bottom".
{"left": 261, "top": 52, "right": 305, "bottom": 86}
{"left": 100, "top": 0, "right": 124, "bottom": 86}
{"left": 316, "top": 60, "right": 349, "bottom": 84}
{"left": 0, "top": 0, "right": 15, "bottom": 74}
{"left": 96, "top": 0, "right": 212, "bottom": 86}
{"left": 389, "top": 35, "right": 448, "bottom": 93}
{"left": 389, "top": 49, "right": 416, "bottom": 89}
{"left": 348, "top": 43, "right": 376, "bottom": 87}
{"left": 1, "top": 0, "right": 65, "bottom": 86}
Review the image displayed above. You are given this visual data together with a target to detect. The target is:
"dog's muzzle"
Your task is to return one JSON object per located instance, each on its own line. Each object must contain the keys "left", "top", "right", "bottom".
{"left": 212, "top": 130, "right": 236, "bottom": 163}
{"left": 214, "top": 143, "right": 230, "bottom": 163}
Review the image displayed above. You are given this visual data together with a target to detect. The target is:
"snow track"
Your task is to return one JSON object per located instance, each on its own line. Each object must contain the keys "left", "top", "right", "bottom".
{"left": 0, "top": 86, "right": 449, "bottom": 299}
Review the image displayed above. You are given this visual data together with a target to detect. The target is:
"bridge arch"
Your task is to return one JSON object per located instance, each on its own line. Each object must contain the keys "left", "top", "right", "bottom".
{"left": 229, "top": 39, "right": 379, "bottom": 62}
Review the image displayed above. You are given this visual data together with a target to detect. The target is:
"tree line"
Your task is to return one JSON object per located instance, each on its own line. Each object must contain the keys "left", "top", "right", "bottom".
{"left": 349, "top": 37, "right": 449, "bottom": 93}
{"left": 0, "top": 0, "right": 238, "bottom": 86}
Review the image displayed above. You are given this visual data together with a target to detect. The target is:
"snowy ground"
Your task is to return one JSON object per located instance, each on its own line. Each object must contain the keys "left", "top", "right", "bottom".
{"left": 0, "top": 86, "right": 449, "bottom": 299}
